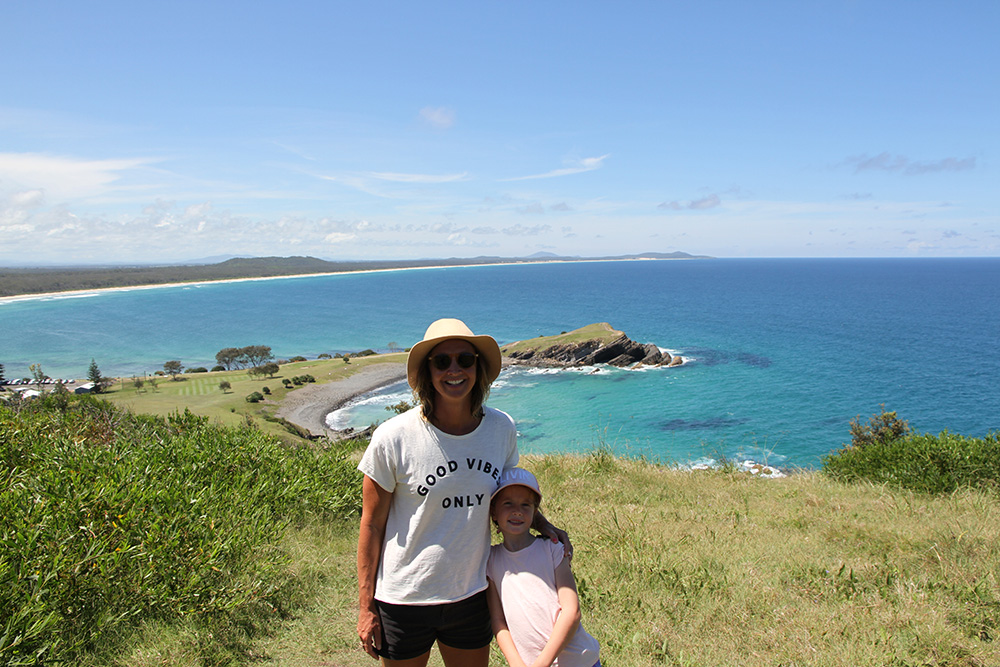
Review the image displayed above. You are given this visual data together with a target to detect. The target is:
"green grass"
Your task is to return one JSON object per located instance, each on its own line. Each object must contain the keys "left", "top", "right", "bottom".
{"left": 1, "top": 397, "right": 365, "bottom": 666}
{"left": 250, "top": 456, "right": 1000, "bottom": 667}
{"left": 8, "top": 396, "right": 1000, "bottom": 666}
{"left": 98, "top": 353, "right": 406, "bottom": 442}
{"left": 500, "top": 323, "right": 622, "bottom": 356}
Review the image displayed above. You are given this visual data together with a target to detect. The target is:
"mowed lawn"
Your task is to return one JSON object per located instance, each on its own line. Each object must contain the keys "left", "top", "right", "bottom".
{"left": 99, "top": 353, "right": 407, "bottom": 440}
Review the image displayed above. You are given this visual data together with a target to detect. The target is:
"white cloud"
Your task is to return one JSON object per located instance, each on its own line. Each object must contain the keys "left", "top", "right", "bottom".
{"left": 0, "top": 152, "right": 157, "bottom": 200}
{"left": 501, "top": 154, "right": 610, "bottom": 181}
{"left": 419, "top": 107, "right": 456, "bottom": 130}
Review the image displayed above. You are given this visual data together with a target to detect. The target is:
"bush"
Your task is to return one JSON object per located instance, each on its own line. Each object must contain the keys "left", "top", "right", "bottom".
{"left": 184, "top": 366, "right": 208, "bottom": 374}
{"left": 0, "top": 399, "right": 362, "bottom": 665}
{"left": 824, "top": 409, "right": 1000, "bottom": 494}
{"left": 246, "top": 391, "right": 264, "bottom": 403}
{"left": 262, "top": 386, "right": 271, "bottom": 395}
{"left": 848, "top": 406, "right": 910, "bottom": 448}
{"left": 288, "top": 356, "right": 307, "bottom": 363}
{"left": 211, "top": 365, "right": 225, "bottom": 372}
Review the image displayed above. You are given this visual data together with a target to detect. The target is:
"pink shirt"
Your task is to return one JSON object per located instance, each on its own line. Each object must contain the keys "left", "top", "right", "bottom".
{"left": 487, "top": 539, "right": 600, "bottom": 667}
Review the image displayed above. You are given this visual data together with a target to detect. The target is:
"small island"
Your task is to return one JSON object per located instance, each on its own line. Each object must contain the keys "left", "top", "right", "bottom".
{"left": 502, "top": 322, "right": 683, "bottom": 369}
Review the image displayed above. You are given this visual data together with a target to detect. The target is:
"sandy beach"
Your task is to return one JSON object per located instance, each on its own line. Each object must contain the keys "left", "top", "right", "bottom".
{"left": 275, "top": 362, "right": 407, "bottom": 437}
{"left": 0, "top": 257, "right": 690, "bottom": 305}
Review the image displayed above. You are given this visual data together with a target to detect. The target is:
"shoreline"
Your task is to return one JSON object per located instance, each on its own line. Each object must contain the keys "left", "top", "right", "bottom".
{"left": 0, "top": 257, "right": 691, "bottom": 305}
{"left": 275, "top": 362, "right": 408, "bottom": 437}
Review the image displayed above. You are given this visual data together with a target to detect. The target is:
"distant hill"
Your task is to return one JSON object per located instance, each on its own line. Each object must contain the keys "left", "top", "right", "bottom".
{"left": 0, "top": 252, "right": 712, "bottom": 298}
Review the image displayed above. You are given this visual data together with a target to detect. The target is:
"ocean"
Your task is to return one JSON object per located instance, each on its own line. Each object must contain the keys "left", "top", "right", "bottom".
{"left": 3, "top": 258, "right": 999, "bottom": 469}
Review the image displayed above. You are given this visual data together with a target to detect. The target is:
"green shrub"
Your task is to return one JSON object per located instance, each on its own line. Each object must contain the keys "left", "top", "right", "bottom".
{"left": 0, "top": 398, "right": 362, "bottom": 665}
{"left": 246, "top": 391, "right": 264, "bottom": 403}
{"left": 848, "top": 405, "right": 910, "bottom": 448}
{"left": 288, "top": 356, "right": 307, "bottom": 363}
{"left": 824, "top": 411, "right": 1000, "bottom": 494}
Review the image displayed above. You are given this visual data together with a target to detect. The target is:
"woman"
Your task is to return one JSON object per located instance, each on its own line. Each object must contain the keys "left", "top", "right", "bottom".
{"left": 357, "top": 318, "right": 566, "bottom": 666}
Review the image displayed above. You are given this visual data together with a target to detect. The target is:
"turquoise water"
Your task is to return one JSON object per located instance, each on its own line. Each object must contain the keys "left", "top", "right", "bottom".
{"left": 3, "top": 259, "right": 999, "bottom": 468}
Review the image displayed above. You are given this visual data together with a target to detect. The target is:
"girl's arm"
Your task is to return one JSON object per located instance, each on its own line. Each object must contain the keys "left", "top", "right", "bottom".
{"left": 357, "top": 476, "right": 391, "bottom": 660}
{"left": 529, "top": 555, "right": 582, "bottom": 667}
{"left": 487, "top": 579, "right": 529, "bottom": 667}
{"left": 532, "top": 510, "right": 573, "bottom": 558}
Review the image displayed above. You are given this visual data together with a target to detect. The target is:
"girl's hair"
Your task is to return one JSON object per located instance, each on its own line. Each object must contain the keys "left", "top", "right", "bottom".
{"left": 413, "top": 347, "right": 492, "bottom": 420}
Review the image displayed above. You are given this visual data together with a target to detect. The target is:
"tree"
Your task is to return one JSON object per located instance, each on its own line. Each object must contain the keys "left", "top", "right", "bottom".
{"left": 132, "top": 377, "right": 145, "bottom": 393}
{"left": 219, "top": 380, "right": 232, "bottom": 393}
{"left": 241, "top": 345, "right": 274, "bottom": 368}
{"left": 88, "top": 358, "right": 109, "bottom": 394}
{"left": 388, "top": 341, "right": 401, "bottom": 352}
{"left": 30, "top": 363, "right": 48, "bottom": 392}
{"left": 215, "top": 347, "right": 243, "bottom": 370}
{"left": 163, "top": 360, "right": 184, "bottom": 379}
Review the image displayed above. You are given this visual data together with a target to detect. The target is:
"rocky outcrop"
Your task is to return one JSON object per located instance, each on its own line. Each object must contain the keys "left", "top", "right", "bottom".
{"left": 505, "top": 332, "right": 681, "bottom": 369}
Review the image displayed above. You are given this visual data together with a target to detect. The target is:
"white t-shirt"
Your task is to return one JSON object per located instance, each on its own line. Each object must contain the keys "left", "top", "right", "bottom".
{"left": 359, "top": 406, "right": 519, "bottom": 605}
{"left": 487, "top": 540, "right": 600, "bottom": 667}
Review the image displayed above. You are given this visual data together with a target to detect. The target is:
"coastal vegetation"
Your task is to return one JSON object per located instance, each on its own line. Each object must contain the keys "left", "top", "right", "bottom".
{"left": 1, "top": 396, "right": 364, "bottom": 666}
{"left": 3, "top": 388, "right": 999, "bottom": 665}
{"left": 0, "top": 253, "right": 707, "bottom": 299}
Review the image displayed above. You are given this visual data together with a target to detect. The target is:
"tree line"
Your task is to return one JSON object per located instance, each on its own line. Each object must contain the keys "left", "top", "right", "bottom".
{"left": 0, "top": 255, "right": 531, "bottom": 298}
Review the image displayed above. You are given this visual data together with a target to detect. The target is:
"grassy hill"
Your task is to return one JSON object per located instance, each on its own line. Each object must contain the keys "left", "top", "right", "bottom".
{"left": 96, "top": 353, "right": 405, "bottom": 443}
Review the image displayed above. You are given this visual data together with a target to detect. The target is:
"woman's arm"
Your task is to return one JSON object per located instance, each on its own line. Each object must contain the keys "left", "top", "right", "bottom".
{"left": 487, "top": 579, "right": 529, "bottom": 667}
{"left": 357, "top": 475, "right": 392, "bottom": 660}
{"left": 529, "top": 556, "right": 581, "bottom": 667}
{"left": 531, "top": 510, "right": 573, "bottom": 558}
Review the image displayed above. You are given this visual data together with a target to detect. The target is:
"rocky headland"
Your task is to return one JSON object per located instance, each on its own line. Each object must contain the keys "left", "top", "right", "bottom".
{"left": 502, "top": 322, "right": 683, "bottom": 369}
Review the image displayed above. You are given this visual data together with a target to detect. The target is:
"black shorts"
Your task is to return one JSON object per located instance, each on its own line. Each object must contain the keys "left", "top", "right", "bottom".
{"left": 375, "top": 590, "right": 492, "bottom": 660}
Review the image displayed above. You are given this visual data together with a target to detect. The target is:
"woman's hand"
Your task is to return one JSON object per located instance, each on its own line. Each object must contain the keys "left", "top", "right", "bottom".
{"left": 357, "top": 601, "right": 382, "bottom": 659}
{"left": 532, "top": 510, "right": 573, "bottom": 558}
{"left": 357, "top": 475, "right": 392, "bottom": 660}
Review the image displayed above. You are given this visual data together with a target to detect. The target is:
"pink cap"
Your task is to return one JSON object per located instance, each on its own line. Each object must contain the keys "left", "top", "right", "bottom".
{"left": 491, "top": 467, "right": 542, "bottom": 501}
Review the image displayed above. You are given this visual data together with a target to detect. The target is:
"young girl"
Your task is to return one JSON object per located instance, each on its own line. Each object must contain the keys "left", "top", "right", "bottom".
{"left": 486, "top": 468, "right": 601, "bottom": 667}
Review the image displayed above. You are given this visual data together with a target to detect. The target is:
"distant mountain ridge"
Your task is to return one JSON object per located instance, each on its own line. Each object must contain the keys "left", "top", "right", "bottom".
{"left": 0, "top": 252, "right": 711, "bottom": 298}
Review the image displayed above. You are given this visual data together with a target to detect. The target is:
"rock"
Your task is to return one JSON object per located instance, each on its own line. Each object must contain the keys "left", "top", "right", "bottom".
{"left": 504, "top": 328, "right": 683, "bottom": 370}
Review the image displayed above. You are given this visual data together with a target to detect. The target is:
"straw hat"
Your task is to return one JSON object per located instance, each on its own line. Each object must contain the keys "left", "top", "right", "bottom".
{"left": 406, "top": 318, "right": 502, "bottom": 388}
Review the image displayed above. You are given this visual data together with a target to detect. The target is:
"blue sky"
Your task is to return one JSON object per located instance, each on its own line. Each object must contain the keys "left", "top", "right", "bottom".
{"left": 1, "top": 2, "right": 997, "bottom": 264}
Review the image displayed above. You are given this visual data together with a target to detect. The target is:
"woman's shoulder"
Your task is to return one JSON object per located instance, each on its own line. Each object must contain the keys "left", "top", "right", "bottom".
{"left": 483, "top": 406, "right": 515, "bottom": 428}
{"left": 372, "top": 406, "right": 425, "bottom": 440}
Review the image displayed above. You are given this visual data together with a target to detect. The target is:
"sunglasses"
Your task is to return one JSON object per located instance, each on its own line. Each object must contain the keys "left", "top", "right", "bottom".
{"left": 428, "top": 352, "right": 479, "bottom": 371}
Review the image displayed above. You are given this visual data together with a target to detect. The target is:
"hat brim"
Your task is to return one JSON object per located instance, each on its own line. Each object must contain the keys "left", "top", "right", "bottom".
{"left": 406, "top": 334, "right": 502, "bottom": 388}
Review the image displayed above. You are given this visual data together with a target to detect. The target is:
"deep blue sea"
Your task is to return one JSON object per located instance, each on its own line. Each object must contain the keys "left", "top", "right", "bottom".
{"left": 3, "top": 259, "right": 998, "bottom": 469}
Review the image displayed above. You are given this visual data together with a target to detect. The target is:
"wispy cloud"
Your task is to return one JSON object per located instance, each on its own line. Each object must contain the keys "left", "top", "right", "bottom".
{"left": 501, "top": 154, "right": 609, "bottom": 182}
{"left": 365, "top": 171, "right": 469, "bottom": 184}
{"left": 658, "top": 194, "right": 721, "bottom": 211}
{"left": 847, "top": 152, "right": 976, "bottom": 175}
{"left": 419, "top": 106, "right": 456, "bottom": 130}
{"left": 0, "top": 152, "right": 158, "bottom": 200}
